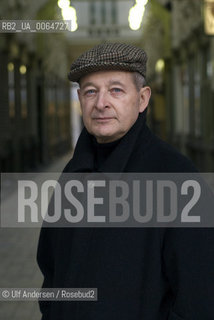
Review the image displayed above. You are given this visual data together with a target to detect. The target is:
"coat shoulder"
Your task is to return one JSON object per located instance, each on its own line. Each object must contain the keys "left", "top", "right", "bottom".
{"left": 133, "top": 129, "right": 197, "bottom": 173}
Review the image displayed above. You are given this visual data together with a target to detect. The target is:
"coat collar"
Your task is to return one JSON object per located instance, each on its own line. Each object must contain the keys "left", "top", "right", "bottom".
{"left": 69, "top": 111, "right": 148, "bottom": 173}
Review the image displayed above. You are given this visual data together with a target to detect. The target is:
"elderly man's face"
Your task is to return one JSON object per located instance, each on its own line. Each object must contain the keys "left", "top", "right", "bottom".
{"left": 78, "top": 70, "right": 151, "bottom": 143}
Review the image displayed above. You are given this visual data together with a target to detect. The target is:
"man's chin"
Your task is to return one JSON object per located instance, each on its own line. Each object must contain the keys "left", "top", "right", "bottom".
{"left": 94, "top": 130, "right": 125, "bottom": 143}
{"left": 95, "top": 132, "right": 117, "bottom": 144}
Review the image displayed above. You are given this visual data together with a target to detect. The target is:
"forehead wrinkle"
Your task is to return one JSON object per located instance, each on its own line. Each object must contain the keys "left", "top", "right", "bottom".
{"left": 80, "top": 71, "right": 134, "bottom": 90}
{"left": 108, "top": 80, "right": 126, "bottom": 88}
{"left": 80, "top": 80, "right": 126, "bottom": 90}
{"left": 80, "top": 70, "right": 135, "bottom": 87}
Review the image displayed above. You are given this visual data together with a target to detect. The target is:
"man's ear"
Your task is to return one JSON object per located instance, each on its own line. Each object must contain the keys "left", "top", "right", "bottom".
{"left": 77, "top": 88, "right": 83, "bottom": 113}
{"left": 139, "top": 86, "right": 151, "bottom": 113}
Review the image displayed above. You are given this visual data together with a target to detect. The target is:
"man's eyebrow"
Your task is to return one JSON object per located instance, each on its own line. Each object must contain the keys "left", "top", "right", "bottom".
{"left": 80, "top": 80, "right": 126, "bottom": 90}
{"left": 109, "top": 80, "right": 126, "bottom": 87}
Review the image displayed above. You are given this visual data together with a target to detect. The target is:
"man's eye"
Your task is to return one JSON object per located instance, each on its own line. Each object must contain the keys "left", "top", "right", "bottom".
{"left": 111, "top": 88, "right": 122, "bottom": 93}
{"left": 85, "top": 89, "right": 96, "bottom": 95}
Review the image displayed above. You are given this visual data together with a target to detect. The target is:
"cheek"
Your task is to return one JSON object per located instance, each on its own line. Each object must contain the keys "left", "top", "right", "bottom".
{"left": 82, "top": 112, "right": 91, "bottom": 127}
{"left": 81, "top": 108, "right": 89, "bottom": 127}
{"left": 119, "top": 104, "right": 139, "bottom": 123}
{"left": 81, "top": 103, "right": 91, "bottom": 118}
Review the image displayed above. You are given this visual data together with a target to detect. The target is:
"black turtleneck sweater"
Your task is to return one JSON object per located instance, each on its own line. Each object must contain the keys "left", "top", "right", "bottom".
{"left": 93, "top": 137, "right": 122, "bottom": 171}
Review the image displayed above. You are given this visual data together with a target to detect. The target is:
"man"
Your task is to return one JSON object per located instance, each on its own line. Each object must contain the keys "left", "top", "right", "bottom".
{"left": 37, "top": 43, "right": 214, "bottom": 319}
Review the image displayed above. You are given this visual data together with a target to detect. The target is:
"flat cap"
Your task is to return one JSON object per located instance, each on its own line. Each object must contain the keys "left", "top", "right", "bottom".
{"left": 68, "top": 42, "right": 147, "bottom": 83}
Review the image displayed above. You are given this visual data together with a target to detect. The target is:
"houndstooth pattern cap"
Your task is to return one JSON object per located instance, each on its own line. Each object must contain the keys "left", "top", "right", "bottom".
{"left": 68, "top": 42, "right": 147, "bottom": 83}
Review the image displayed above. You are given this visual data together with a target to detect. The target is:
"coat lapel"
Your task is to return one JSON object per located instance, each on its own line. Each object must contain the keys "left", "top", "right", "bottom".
{"left": 68, "top": 128, "right": 95, "bottom": 172}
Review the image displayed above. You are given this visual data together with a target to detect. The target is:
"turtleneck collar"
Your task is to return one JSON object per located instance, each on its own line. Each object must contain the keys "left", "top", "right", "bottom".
{"left": 92, "top": 136, "right": 122, "bottom": 171}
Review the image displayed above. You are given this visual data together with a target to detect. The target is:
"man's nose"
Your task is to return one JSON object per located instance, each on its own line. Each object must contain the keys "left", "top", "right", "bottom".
{"left": 95, "top": 91, "right": 110, "bottom": 110}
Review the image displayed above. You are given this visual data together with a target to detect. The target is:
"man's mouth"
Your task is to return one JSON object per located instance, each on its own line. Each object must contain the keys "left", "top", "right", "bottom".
{"left": 93, "top": 117, "right": 115, "bottom": 121}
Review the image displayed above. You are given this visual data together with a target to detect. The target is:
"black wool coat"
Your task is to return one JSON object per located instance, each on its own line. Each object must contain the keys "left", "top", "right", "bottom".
{"left": 37, "top": 112, "right": 214, "bottom": 320}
